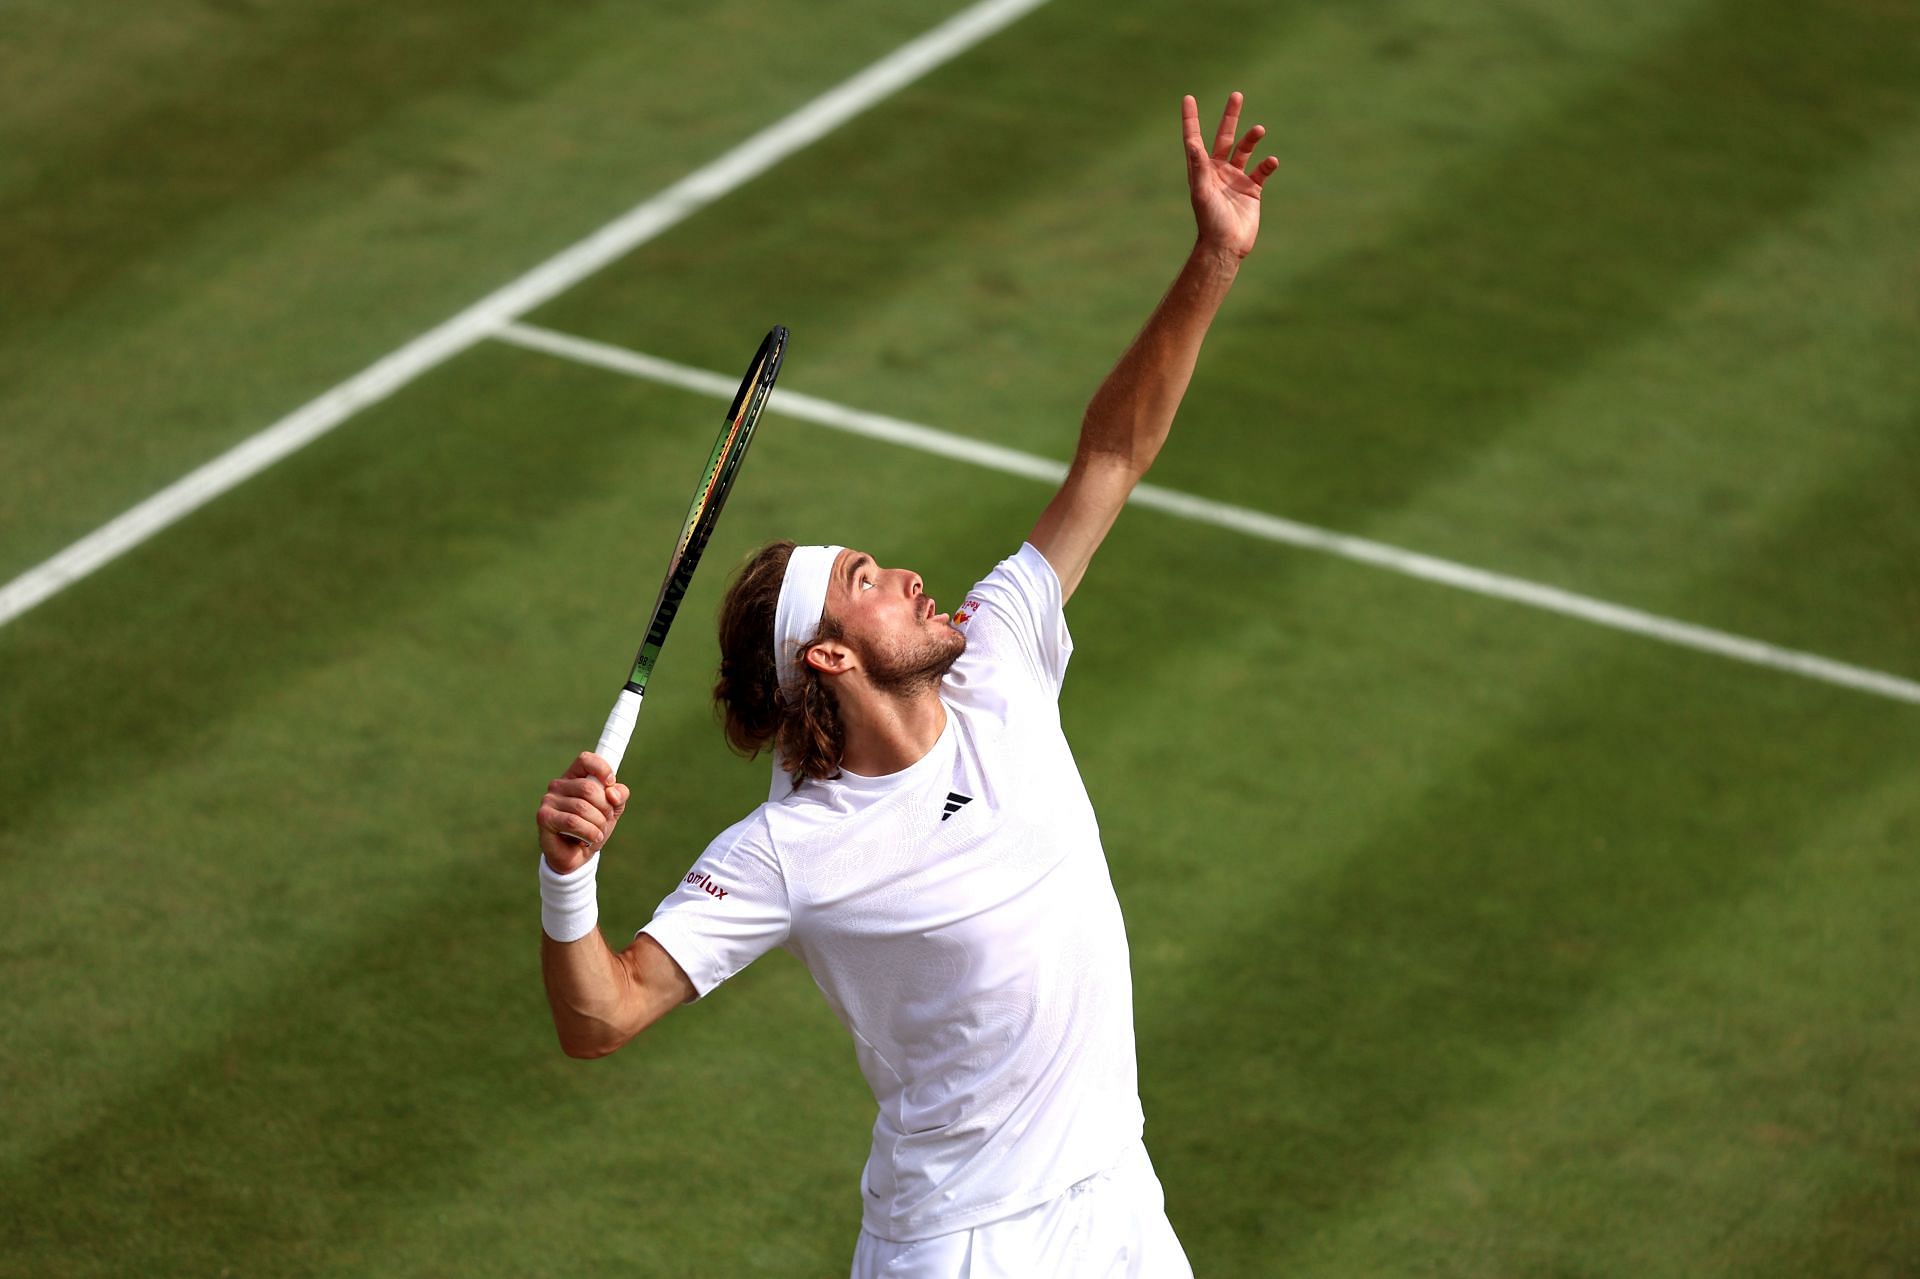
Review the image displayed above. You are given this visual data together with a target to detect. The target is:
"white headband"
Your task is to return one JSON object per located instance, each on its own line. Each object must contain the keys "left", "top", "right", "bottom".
{"left": 774, "top": 544, "right": 845, "bottom": 695}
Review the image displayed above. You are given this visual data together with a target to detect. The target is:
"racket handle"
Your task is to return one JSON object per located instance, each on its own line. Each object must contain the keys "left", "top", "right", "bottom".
{"left": 594, "top": 687, "right": 644, "bottom": 777}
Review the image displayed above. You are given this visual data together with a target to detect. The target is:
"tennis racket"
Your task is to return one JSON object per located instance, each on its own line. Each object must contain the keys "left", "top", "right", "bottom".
{"left": 589, "top": 324, "right": 787, "bottom": 779}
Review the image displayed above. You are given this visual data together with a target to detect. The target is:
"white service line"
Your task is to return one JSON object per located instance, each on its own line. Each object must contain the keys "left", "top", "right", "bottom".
{"left": 494, "top": 320, "right": 1920, "bottom": 708}
{"left": 0, "top": 0, "right": 1052, "bottom": 630}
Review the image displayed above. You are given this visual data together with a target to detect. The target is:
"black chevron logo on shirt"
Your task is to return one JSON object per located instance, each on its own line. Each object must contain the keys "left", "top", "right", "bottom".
{"left": 941, "top": 792, "right": 972, "bottom": 822}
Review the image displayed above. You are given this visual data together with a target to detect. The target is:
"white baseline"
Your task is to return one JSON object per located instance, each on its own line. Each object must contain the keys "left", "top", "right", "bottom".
{"left": 493, "top": 319, "right": 1920, "bottom": 709}
{"left": 0, "top": 0, "right": 1052, "bottom": 630}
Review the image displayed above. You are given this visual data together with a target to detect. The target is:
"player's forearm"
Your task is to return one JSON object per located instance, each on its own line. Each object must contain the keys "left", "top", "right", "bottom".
{"left": 541, "top": 930, "right": 638, "bottom": 1059}
{"left": 1077, "top": 240, "right": 1240, "bottom": 477}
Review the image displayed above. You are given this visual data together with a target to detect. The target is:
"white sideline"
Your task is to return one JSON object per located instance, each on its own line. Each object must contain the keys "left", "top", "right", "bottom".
{"left": 493, "top": 320, "right": 1920, "bottom": 708}
{"left": 0, "top": 0, "right": 1052, "bottom": 630}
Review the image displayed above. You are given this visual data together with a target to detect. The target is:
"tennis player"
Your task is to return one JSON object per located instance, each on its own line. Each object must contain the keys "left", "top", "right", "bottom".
{"left": 537, "top": 92, "right": 1276, "bottom": 1277}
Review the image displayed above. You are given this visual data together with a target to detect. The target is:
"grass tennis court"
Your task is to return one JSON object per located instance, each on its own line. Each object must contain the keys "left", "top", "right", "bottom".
{"left": 3, "top": 0, "right": 1917, "bottom": 1274}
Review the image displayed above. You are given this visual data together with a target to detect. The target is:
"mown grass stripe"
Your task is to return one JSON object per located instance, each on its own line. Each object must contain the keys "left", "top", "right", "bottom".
{"left": 0, "top": 0, "right": 1052, "bottom": 632}
{"left": 492, "top": 320, "right": 1920, "bottom": 708}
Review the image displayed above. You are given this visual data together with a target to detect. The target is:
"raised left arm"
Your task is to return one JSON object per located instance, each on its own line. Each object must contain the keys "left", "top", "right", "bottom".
{"left": 1030, "top": 91, "right": 1278, "bottom": 602}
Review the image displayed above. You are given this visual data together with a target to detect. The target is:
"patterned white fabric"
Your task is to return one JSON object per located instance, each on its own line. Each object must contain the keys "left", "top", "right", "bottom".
{"left": 642, "top": 544, "right": 1147, "bottom": 1243}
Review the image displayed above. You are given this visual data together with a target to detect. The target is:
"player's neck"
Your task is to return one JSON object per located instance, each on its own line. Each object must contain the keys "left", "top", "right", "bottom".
{"left": 835, "top": 684, "right": 947, "bottom": 778}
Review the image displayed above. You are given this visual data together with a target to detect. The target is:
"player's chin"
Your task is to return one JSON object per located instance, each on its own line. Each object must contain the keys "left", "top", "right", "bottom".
{"left": 920, "top": 621, "right": 966, "bottom": 671}
{"left": 931, "top": 630, "right": 966, "bottom": 678}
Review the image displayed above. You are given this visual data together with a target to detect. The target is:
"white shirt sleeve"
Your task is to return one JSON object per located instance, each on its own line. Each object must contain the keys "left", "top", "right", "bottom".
{"left": 638, "top": 812, "right": 790, "bottom": 999}
{"left": 948, "top": 542, "right": 1074, "bottom": 699}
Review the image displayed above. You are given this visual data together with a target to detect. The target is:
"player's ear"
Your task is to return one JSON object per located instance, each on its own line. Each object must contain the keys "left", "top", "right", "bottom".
{"left": 804, "top": 638, "right": 855, "bottom": 677}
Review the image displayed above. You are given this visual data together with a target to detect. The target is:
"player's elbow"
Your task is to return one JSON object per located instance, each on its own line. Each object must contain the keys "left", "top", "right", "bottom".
{"left": 1071, "top": 443, "right": 1148, "bottom": 493}
{"left": 556, "top": 1020, "right": 638, "bottom": 1060}
{"left": 550, "top": 939, "right": 687, "bottom": 1059}
{"left": 552, "top": 1005, "right": 646, "bottom": 1060}
{"left": 559, "top": 1033, "right": 619, "bottom": 1060}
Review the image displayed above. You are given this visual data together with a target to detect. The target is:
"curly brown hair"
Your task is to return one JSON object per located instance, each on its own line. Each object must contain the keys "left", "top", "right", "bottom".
{"left": 713, "top": 540, "right": 846, "bottom": 784}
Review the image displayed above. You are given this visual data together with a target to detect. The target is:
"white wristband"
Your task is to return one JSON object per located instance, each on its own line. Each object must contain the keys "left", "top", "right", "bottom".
{"left": 539, "top": 851, "right": 601, "bottom": 942}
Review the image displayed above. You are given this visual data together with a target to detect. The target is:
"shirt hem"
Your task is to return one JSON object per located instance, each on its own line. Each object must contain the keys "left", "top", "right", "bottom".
{"left": 856, "top": 1122, "right": 1144, "bottom": 1244}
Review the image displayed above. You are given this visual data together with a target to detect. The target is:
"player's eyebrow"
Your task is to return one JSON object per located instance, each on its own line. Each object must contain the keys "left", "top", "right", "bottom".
{"left": 844, "top": 552, "right": 874, "bottom": 589}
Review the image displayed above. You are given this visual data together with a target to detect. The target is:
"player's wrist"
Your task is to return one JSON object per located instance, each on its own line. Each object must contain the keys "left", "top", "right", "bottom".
{"left": 1191, "top": 236, "right": 1246, "bottom": 274}
{"left": 539, "top": 849, "right": 601, "bottom": 942}
{"left": 541, "top": 843, "right": 594, "bottom": 876}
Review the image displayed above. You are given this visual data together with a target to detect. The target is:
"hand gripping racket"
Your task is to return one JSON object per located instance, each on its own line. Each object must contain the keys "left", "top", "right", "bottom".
{"left": 590, "top": 325, "right": 787, "bottom": 778}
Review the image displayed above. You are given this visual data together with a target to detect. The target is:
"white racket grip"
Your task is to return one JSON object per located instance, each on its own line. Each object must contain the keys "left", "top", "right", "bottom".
{"left": 593, "top": 687, "right": 644, "bottom": 776}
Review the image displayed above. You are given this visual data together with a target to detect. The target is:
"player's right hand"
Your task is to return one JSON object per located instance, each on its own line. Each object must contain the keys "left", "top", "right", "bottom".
{"left": 537, "top": 752, "right": 629, "bottom": 873}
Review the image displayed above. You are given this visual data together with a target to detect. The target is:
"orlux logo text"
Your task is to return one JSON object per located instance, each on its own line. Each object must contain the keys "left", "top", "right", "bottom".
{"left": 684, "top": 871, "right": 728, "bottom": 901}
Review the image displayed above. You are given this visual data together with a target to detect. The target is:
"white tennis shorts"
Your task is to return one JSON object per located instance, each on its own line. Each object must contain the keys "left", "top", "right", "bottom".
{"left": 849, "top": 1141, "right": 1194, "bottom": 1278}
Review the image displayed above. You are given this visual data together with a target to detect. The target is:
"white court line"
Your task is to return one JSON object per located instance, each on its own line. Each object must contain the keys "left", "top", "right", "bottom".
{"left": 494, "top": 319, "right": 1920, "bottom": 708}
{"left": 0, "top": 0, "right": 1052, "bottom": 630}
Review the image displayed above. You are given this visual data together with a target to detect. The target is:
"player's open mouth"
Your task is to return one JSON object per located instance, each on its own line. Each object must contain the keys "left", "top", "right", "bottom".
{"left": 922, "top": 597, "right": 936, "bottom": 620}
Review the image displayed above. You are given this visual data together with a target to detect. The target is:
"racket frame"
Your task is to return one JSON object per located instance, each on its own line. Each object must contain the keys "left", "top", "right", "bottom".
{"left": 590, "top": 326, "right": 787, "bottom": 776}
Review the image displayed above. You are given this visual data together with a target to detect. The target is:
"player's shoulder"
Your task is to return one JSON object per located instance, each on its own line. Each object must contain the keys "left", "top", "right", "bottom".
{"left": 945, "top": 542, "right": 1074, "bottom": 703}
{"left": 700, "top": 804, "right": 780, "bottom": 866}
{"left": 955, "top": 542, "right": 1062, "bottom": 621}
{"left": 947, "top": 542, "right": 1064, "bottom": 656}
{"left": 757, "top": 775, "right": 849, "bottom": 839}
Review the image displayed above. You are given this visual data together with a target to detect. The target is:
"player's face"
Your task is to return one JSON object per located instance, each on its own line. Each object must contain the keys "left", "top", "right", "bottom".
{"left": 823, "top": 548, "right": 965, "bottom": 691}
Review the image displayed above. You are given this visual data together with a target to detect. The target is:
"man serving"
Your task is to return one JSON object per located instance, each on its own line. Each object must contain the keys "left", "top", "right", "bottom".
{"left": 536, "top": 92, "right": 1277, "bottom": 1277}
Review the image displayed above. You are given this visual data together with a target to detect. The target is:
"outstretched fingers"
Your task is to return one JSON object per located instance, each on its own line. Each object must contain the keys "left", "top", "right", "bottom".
{"left": 1184, "top": 90, "right": 1279, "bottom": 199}
{"left": 1210, "top": 90, "right": 1243, "bottom": 160}
{"left": 1181, "top": 94, "right": 1206, "bottom": 160}
{"left": 1229, "top": 122, "right": 1266, "bottom": 171}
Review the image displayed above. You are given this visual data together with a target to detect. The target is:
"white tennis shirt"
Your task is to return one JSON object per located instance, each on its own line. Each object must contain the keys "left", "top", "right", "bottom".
{"left": 640, "top": 544, "right": 1143, "bottom": 1242}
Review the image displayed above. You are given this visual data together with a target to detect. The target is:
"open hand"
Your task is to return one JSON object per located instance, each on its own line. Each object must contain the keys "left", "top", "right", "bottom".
{"left": 1182, "top": 91, "right": 1279, "bottom": 260}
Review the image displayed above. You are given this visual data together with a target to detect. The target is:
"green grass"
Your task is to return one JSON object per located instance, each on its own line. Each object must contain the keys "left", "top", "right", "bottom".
{"left": 3, "top": 0, "right": 1917, "bottom": 1274}
{"left": 0, "top": 0, "right": 961, "bottom": 577}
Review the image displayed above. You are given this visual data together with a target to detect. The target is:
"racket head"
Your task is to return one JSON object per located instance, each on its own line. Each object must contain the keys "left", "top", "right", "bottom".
{"left": 726, "top": 325, "right": 787, "bottom": 429}
{"left": 624, "top": 325, "right": 787, "bottom": 689}
{"left": 702, "top": 325, "right": 786, "bottom": 543}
